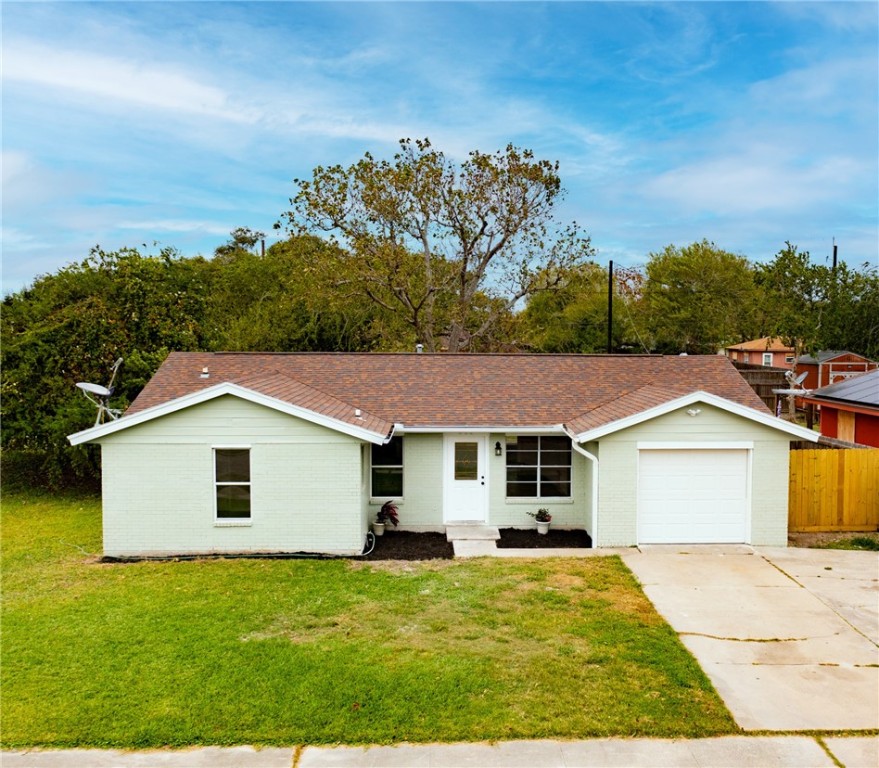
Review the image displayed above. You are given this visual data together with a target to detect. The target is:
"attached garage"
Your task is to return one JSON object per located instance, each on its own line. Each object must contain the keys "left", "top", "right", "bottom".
{"left": 637, "top": 448, "right": 749, "bottom": 544}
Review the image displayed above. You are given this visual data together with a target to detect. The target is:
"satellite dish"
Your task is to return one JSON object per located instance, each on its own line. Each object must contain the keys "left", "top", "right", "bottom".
{"left": 75, "top": 358, "right": 124, "bottom": 426}
{"left": 76, "top": 382, "right": 112, "bottom": 397}
{"left": 784, "top": 369, "right": 809, "bottom": 388}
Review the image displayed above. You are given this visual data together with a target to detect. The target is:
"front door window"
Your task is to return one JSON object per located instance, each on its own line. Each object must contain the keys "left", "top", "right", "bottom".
{"left": 454, "top": 442, "right": 478, "bottom": 480}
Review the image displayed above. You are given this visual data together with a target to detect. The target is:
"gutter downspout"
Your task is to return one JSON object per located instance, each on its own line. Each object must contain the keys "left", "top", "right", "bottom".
{"left": 569, "top": 437, "right": 600, "bottom": 547}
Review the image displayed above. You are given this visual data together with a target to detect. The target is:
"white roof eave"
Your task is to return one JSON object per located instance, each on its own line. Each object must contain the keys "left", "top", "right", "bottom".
{"left": 67, "top": 383, "right": 390, "bottom": 446}
{"left": 572, "top": 391, "right": 819, "bottom": 443}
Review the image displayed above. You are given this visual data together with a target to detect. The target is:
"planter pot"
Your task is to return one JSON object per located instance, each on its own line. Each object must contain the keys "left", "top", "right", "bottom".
{"left": 536, "top": 521, "right": 551, "bottom": 535}
{"left": 372, "top": 522, "right": 385, "bottom": 537}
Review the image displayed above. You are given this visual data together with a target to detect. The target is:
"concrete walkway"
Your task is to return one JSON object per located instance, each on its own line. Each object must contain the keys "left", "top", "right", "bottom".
{"left": 4, "top": 736, "right": 878, "bottom": 767}
{"left": 621, "top": 546, "right": 879, "bottom": 731}
{"left": 446, "top": 524, "right": 602, "bottom": 558}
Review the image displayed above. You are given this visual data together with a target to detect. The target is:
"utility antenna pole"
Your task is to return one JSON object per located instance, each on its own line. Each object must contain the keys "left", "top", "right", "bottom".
{"left": 832, "top": 238, "right": 837, "bottom": 272}
{"left": 607, "top": 260, "right": 614, "bottom": 354}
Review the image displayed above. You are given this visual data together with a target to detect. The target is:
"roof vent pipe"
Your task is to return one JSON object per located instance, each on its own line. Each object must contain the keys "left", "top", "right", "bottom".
{"left": 415, "top": 344, "right": 424, "bottom": 354}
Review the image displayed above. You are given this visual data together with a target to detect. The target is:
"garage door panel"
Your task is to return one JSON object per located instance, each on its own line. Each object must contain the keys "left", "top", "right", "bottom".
{"left": 638, "top": 449, "right": 748, "bottom": 544}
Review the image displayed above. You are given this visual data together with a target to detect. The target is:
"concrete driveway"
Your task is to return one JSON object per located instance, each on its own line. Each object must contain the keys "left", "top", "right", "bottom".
{"left": 622, "top": 546, "right": 879, "bottom": 731}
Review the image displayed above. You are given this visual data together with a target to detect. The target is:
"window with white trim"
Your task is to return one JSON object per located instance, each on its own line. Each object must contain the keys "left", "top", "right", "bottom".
{"left": 506, "top": 436, "right": 571, "bottom": 498}
{"left": 215, "top": 449, "right": 251, "bottom": 519}
{"left": 371, "top": 437, "right": 403, "bottom": 497}
{"left": 762, "top": 352, "right": 773, "bottom": 366}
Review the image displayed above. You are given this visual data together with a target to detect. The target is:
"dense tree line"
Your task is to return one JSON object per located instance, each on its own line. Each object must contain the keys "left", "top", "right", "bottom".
{"left": 3, "top": 140, "right": 877, "bottom": 490}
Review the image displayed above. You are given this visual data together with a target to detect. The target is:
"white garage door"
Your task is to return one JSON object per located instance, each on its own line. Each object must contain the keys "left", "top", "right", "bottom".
{"left": 638, "top": 449, "right": 749, "bottom": 544}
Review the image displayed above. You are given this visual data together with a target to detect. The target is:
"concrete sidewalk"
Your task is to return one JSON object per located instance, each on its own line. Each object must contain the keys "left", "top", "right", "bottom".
{"left": 3, "top": 736, "right": 878, "bottom": 767}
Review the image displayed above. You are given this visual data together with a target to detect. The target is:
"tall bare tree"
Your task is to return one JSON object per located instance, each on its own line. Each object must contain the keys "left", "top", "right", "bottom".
{"left": 278, "top": 138, "right": 594, "bottom": 352}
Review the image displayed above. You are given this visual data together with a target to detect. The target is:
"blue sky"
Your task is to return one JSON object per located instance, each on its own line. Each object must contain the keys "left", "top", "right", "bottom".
{"left": 3, "top": 1, "right": 877, "bottom": 294}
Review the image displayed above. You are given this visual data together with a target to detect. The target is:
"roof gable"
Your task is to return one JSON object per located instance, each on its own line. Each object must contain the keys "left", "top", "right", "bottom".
{"left": 568, "top": 390, "right": 818, "bottom": 442}
{"left": 68, "top": 377, "right": 394, "bottom": 446}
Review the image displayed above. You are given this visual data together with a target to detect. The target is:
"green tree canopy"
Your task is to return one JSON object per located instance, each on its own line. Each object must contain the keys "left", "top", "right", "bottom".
{"left": 1, "top": 246, "right": 212, "bottom": 487}
{"left": 641, "top": 241, "right": 761, "bottom": 354}
{"left": 756, "top": 242, "right": 879, "bottom": 359}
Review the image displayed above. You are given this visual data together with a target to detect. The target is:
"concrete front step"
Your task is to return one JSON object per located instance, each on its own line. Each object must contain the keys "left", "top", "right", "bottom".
{"left": 452, "top": 540, "right": 499, "bottom": 557}
{"left": 445, "top": 525, "right": 500, "bottom": 541}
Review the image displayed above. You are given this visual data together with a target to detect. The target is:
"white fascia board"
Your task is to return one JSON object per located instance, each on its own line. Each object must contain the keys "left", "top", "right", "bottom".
{"left": 67, "top": 383, "right": 389, "bottom": 446}
{"left": 572, "top": 391, "right": 819, "bottom": 443}
{"left": 393, "top": 424, "right": 567, "bottom": 435}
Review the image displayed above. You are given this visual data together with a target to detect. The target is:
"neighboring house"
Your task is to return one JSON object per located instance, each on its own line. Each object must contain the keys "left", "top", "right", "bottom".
{"left": 795, "top": 351, "right": 878, "bottom": 390}
{"left": 725, "top": 337, "right": 795, "bottom": 368}
{"left": 801, "top": 370, "right": 879, "bottom": 447}
{"left": 69, "top": 353, "right": 817, "bottom": 557}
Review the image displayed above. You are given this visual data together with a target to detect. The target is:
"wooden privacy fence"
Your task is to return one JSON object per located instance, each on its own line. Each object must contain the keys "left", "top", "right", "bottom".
{"left": 789, "top": 448, "right": 879, "bottom": 532}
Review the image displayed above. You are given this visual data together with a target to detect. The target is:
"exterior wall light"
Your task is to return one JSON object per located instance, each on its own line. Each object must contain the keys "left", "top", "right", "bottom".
{"left": 495, "top": 441, "right": 503, "bottom": 456}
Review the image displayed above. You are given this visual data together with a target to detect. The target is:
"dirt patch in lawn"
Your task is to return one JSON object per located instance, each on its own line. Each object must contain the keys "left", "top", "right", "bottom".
{"left": 360, "top": 531, "right": 454, "bottom": 560}
{"left": 497, "top": 528, "right": 592, "bottom": 549}
{"left": 788, "top": 531, "right": 879, "bottom": 550}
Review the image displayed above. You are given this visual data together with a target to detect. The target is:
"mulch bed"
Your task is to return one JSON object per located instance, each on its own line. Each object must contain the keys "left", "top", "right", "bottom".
{"left": 357, "top": 528, "right": 593, "bottom": 560}
{"left": 360, "top": 531, "right": 454, "bottom": 560}
{"left": 497, "top": 528, "right": 592, "bottom": 549}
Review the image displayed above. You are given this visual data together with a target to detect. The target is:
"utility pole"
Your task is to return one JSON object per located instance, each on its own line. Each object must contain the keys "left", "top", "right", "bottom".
{"left": 607, "top": 260, "right": 614, "bottom": 354}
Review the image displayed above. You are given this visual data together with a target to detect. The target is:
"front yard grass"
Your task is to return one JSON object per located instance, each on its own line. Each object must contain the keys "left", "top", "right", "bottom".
{"left": 1, "top": 492, "right": 737, "bottom": 748}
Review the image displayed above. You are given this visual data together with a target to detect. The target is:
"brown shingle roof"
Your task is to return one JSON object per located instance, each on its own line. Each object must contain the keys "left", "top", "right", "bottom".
{"left": 231, "top": 372, "right": 393, "bottom": 437}
{"left": 566, "top": 385, "right": 693, "bottom": 435}
{"left": 126, "top": 352, "right": 768, "bottom": 429}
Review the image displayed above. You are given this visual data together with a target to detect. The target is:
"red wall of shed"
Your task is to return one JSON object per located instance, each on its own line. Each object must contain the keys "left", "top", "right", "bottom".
{"left": 854, "top": 413, "right": 879, "bottom": 448}
{"left": 820, "top": 408, "right": 839, "bottom": 439}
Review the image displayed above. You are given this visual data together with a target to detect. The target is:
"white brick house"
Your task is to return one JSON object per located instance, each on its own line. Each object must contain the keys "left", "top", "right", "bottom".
{"left": 69, "top": 353, "right": 817, "bottom": 557}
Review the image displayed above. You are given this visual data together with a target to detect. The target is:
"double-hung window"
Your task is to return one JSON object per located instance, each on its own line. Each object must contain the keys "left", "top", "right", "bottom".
{"left": 215, "top": 448, "right": 251, "bottom": 520}
{"left": 506, "top": 436, "right": 572, "bottom": 498}
{"left": 371, "top": 437, "right": 403, "bottom": 497}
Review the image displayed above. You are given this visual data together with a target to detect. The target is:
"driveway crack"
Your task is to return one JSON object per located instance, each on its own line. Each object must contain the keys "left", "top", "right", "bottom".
{"left": 681, "top": 631, "right": 817, "bottom": 643}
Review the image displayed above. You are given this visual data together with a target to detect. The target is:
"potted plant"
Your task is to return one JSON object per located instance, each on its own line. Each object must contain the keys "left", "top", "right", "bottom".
{"left": 527, "top": 508, "right": 552, "bottom": 535}
{"left": 373, "top": 500, "right": 399, "bottom": 537}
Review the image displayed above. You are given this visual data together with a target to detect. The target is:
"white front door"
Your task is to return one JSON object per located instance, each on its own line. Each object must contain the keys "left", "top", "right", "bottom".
{"left": 443, "top": 434, "right": 488, "bottom": 523}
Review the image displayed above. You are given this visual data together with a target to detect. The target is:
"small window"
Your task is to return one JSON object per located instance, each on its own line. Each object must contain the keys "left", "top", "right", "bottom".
{"left": 785, "top": 355, "right": 795, "bottom": 364}
{"left": 215, "top": 449, "right": 251, "bottom": 519}
{"left": 762, "top": 353, "right": 773, "bottom": 367}
{"left": 506, "top": 436, "right": 571, "bottom": 498}
{"left": 454, "top": 442, "right": 479, "bottom": 480}
{"left": 371, "top": 436, "right": 403, "bottom": 497}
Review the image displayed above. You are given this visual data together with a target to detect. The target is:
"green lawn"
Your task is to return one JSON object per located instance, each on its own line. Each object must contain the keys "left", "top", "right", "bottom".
{"left": 1, "top": 492, "right": 736, "bottom": 748}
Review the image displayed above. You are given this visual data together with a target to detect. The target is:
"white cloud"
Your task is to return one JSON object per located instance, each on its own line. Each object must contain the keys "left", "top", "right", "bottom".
{"left": 643, "top": 151, "right": 861, "bottom": 214}
{"left": 116, "top": 219, "right": 231, "bottom": 236}
{"left": 0, "top": 226, "right": 41, "bottom": 250}
{"left": 2, "top": 40, "right": 253, "bottom": 123}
